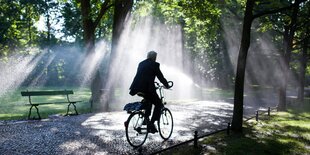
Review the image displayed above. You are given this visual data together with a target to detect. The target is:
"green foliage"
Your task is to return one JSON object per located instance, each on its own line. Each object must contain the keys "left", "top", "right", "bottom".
{"left": 253, "top": 0, "right": 290, "bottom": 15}
{"left": 60, "top": 0, "right": 113, "bottom": 42}
{"left": 61, "top": 0, "right": 83, "bottom": 42}
{"left": 0, "top": 0, "right": 45, "bottom": 55}
{"left": 133, "top": 1, "right": 153, "bottom": 17}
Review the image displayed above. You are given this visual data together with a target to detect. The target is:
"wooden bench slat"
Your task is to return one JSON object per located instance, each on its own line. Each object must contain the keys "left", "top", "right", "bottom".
{"left": 26, "top": 101, "right": 83, "bottom": 105}
{"left": 21, "top": 90, "right": 74, "bottom": 96}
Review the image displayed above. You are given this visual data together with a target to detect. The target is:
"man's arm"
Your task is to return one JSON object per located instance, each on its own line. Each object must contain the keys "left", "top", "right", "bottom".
{"left": 155, "top": 63, "right": 169, "bottom": 88}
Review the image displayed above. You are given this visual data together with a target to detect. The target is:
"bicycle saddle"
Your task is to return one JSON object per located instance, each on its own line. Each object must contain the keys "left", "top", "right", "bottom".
{"left": 137, "top": 92, "right": 145, "bottom": 97}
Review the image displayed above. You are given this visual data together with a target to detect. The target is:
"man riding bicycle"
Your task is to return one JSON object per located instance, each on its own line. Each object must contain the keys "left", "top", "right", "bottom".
{"left": 129, "top": 51, "right": 171, "bottom": 133}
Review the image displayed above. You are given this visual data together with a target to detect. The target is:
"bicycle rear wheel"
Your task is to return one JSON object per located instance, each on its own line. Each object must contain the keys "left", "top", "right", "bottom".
{"left": 158, "top": 108, "right": 173, "bottom": 140}
{"left": 125, "top": 111, "right": 148, "bottom": 147}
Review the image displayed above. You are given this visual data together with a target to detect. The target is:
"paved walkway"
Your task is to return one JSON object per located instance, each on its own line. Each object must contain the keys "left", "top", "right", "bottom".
{"left": 0, "top": 100, "right": 273, "bottom": 155}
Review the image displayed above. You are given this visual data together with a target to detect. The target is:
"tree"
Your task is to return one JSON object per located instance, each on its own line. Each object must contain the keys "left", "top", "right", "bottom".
{"left": 231, "top": 0, "right": 308, "bottom": 132}
{"left": 102, "top": 0, "right": 133, "bottom": 109}
{"left": 80, "top": 0, "right": 112, "bottom": 53}
{"left": 231, "top": 0, "right": 255, "bottom": 132}
{"left": 111, "top": 0, "right": 133, "bottom": 57}
{"left": 278, "top": 0, "right": 300, "bottom": 111}
{"left": 78, "top": 0, "right": 113, "bottom": 110}
{"left": 298, "top": 35, "right": 309, "bottom": 102}
{"left": 296, "top": 2, "right": 310, "bottom": 102}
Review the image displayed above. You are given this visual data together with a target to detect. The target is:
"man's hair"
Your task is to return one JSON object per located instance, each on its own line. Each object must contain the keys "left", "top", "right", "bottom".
{"left": 147, "top": 51, "right": 157, "bottom": 60}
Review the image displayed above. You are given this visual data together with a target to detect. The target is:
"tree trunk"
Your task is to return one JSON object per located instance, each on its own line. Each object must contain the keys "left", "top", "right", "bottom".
{"left": 298, "top": 37, "right": 308, "bottom": 101}
{"left": 80, "top": 0, "right": 112, "bottom": 111}
{"left": 231, "top": 0, "right": 254, "bottom": 133}
{"left": 81, "top": 0, "right": 96, "bottom": 53}
{"left": 81, "top": 0, "right": 98, "bottom": 111}
{"left": 45, "top": 0, "right": 51, "bottom": 50}
{"left": 103, "top": 0, "right": 133, "bottom": 108}
{"left": 278, "top": 1, "right": 299, "bottom": 111}
{"left": 110, "top": 0, "right": 133, "bottom": 61}
{"left": 26, "top": 5, "right": 32, "bottom": 44}
{"left": 278, "top": 26, "right": 289, "bottom": 111}
{"left": 180, "top": 18, "right": 187, "bottom": 71}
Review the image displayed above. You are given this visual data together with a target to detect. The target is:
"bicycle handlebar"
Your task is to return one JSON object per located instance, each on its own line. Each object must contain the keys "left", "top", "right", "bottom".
{"left": 168, "top": 81, "right": 173, "bottom": 88}
{"left": 154, "top": 81, "right": 173, "bottom": 89}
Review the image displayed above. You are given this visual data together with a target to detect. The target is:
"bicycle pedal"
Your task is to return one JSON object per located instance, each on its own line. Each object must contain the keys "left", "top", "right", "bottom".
{"left": 124, "top": 121, "right": 128, "bottom": 127}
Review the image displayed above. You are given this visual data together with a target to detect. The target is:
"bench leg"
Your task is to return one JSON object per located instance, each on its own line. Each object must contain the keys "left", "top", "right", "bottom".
{"left": 66, "top": 102, "right": 78, "bottom": 116}
{"left": 28, "top": 105, "right": 41, "bottom": 120}
{"left": 73, "top": 103, "right": 78, "bottom": 115}
{"left": 66, "top": 103, "right": 71, "bottom": 116}
{"left": 35, "top": 106, "right": 41, "bottom": 119}
{"left": 28, "top": 105, "right": 33, "bottom": 119}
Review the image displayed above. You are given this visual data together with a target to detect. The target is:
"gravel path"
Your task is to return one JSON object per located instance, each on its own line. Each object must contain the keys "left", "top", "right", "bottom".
{"left": 0, "top": 100, "right": 273, "bottom": 155}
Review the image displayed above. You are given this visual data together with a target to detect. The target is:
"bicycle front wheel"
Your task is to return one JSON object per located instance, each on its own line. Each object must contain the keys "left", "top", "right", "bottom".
{"left": 125, "top": 111, "right": 148, "bottom": 147}
{"left": 158, "top": 108, "right": 173, "bottom": 140}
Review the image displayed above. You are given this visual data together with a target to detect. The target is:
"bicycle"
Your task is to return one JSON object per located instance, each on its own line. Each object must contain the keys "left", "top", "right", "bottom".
{"left": 124, "top": 81, "right": 174, "bottom": 147}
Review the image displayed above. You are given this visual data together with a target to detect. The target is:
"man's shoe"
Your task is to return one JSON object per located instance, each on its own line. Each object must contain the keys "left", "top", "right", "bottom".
{"left": 147, "top": 123, "right": 158, "bottom": 134}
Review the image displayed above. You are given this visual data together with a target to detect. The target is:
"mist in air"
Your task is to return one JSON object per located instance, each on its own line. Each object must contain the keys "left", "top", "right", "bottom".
{"left": 104, "top": 16, "right": 202, "bottom": 110}
{"left": 0, "top": 14, "right": 295, "bottom": 112}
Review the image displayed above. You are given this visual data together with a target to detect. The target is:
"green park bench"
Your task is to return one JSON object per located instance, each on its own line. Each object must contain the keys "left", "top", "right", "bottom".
{"left": 21, "top": 90, "right": 82, "bottom": 120}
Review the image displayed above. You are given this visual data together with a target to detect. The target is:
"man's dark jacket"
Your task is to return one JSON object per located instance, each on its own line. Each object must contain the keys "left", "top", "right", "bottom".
{"left": 129, "top": 59, "right": 169, "bottom": 96}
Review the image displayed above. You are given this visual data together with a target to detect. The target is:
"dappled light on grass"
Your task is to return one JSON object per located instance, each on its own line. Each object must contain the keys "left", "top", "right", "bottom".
{"left": 197, "top": 105, "right": 310, "bottom": 155}
{"left": 159, "top": 103, "right": 310, "bottom": 154}
{"left": 0, "top": 88, "right": 91, "bottom": 120}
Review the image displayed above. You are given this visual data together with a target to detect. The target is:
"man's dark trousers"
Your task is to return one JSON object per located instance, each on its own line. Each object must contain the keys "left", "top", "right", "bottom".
{"left": 143, "top": 91, "right": 163, "bottom": 123}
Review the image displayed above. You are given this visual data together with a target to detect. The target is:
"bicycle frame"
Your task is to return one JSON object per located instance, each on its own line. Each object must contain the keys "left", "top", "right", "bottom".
{"left": 155, "top": 81, "right": 173, "bottom": 104}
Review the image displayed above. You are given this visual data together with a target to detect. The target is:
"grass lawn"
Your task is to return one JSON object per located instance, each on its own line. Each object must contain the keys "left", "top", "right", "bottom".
{"left": 162, "top": 102, "right": 310, "bottom": 155}
{"left": 0, "top": 87, "right": 91, "bottom": 120}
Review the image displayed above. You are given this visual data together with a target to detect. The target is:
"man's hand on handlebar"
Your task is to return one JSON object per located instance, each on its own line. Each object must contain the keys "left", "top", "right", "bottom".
{"left": 154, "top": 81, "right": 173, "bottom": 89}
{"left": 165, "top": 81, "right": 173, "bottom": 89}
